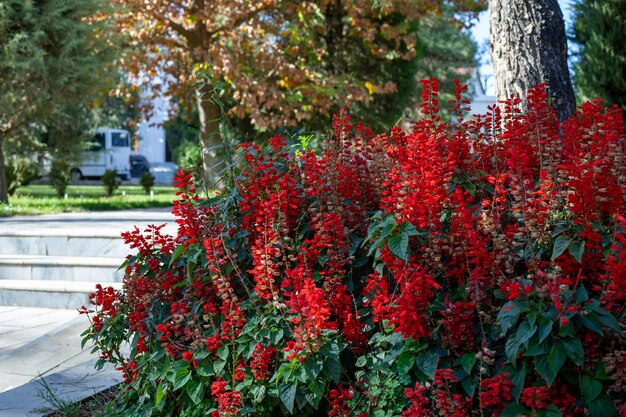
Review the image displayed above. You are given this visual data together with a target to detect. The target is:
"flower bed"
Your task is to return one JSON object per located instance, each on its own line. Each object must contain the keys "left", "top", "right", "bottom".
{"left": 81, "top": 80, "right": 625, "bottom": 417}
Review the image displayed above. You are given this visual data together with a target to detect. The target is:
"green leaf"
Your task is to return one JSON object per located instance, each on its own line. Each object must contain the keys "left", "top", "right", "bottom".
{"left": 552, "top": 224, "right": 569, "bottom": 237}
{"left": 415, "top": 352, "right": 438, "bottom": 379}
{"left": 324, "top": 357, "right": 342, "bottom": 383}
{"left": 213, "top": 359, "right": 227, "bottom": 374}
{"left": 250, "top": 385, "right": 266, "bottom": 403}
{"left": 402, "top": 221, "right": 419, "bottom": 236}
{"left": 535, "top": 354, "right": 557, "bottom": 386}
{"left": 498, "top": 301, "right": 530, "bottom": 333}
{"left": 505, "top": 336, "right": 523, "bottom": 365}
{"left": 588, "top": 397, "right": 616, "bottom": 417}
{"left": 387, "top": 232, "right": 409, "bottom": 261}
{"left": 395, "top": 351, "right": 415, "bottom": 375}
{"left": 517, "top": 319, "right": 537, "bottom": 345}
{"left": 218, "top": 345, "right": 230, "bottom": 361}
{"left": 155, "top": 384, "right": 166, "bottom": 406}
{"left": 547, "top": 345, "right": 567, "bottom": 375}
{"left": 562, "top": 337, "right": 584, "bottom": 366}
{"left": 461, "top": 375, "right": 478, "bottom": 397}
{"left": 172, "top": 367, "right": 191, "bottom": 391}
{"left": 551, "top": 235, "right": 571, "bottom": 261}
{"left": 538, "top": 317, "right": 554, "bottom": 343}
{"left": 186, "top": 379, "right": 204, "bottom": 404}
{"left": 574, "top": 285, "right": 589, "bottom": 303}
{"left": 506, "top": 363, "right": 526, "bottom": 401}
{"left": 582, "top": 376, "right": 603, "bottom": 403}
{"left": 500, "top": 402, "right": 527, "bottom": 417}
{"left": 197, "top": 362, "right": 215, "bottom": 377}
{"left": 168, "top": 245, "right": 187, "bottom": 266}
{"left": 304, "top": 359, "right": 323, "bottom": 380}
{"left": 305, "top": 380, "right": 324, "bottom": 408}
{"left": 568, "top": 240, "right": 585, "bottom": 263}
{"left": 580, "top": 315, "right": 604, "bottom": 335}
{"left": 540, "top": 404, "right": 563, "bottom": 417}
{"left": 458, "top": 353, "right": 477, "bottom": 375}
{"left": 279, "top": 381, "right": 298, "bottom": 414}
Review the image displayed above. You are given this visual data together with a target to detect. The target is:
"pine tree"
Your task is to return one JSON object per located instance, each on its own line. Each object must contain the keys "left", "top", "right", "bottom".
{"left": 571, "top": 0, "right": 626, "bottom": 113}
{"left": 0, "top": 0, "right": 118, "bottom": 203}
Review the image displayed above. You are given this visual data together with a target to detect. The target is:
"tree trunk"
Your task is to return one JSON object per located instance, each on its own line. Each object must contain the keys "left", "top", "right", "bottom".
{"left": 0, "top": 137, "right": 8, "bottom": 204}
{"left": 489, "top": 0, "right": 576, "bottom": 121}
{"left": 196, "top": 85, "right": 224, "bottom": 188}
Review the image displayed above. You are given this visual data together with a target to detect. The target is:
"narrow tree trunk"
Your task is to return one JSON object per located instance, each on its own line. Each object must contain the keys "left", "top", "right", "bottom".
{"left": 196, "top": 86, "right": 224, "bottom": 188}
{"left": 0, "top": 137, "right": 9, "bottom": 204}
{"left": 489, "top": 0, "right": 576, "bottom": 121}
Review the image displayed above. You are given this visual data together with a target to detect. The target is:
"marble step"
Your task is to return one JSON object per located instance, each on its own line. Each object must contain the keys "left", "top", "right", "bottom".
{"left": 0, "top": 230, "right": 129, "bottom": 258}
{"left": 0, "top": 255, "right": 124, "bottom": 283}
{"left": 0, "top": 280, "right": 123, "bottom": 309}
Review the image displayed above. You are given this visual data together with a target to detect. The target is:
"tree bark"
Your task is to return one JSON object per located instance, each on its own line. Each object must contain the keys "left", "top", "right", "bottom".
{"left": 196, "top": 85, "right": 224, "bottom": 188}
{"left": 489, "top": 0, "right": 576, "bottom": 121}
{"left": 0, "top": 137, "right": 8, "bottom": 204}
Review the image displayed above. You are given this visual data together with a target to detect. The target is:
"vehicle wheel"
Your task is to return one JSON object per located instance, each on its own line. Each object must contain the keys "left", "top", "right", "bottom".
{"left": 70, "top": 169, "right": 83, "bottom": 182}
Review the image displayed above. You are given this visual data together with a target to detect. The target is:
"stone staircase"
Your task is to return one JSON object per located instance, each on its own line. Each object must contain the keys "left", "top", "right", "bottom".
{"left": 0, "top": 230, "right": 125, "bottom": 309}
{"left": 0, "top": 209, "right": 175, "bottom": 309}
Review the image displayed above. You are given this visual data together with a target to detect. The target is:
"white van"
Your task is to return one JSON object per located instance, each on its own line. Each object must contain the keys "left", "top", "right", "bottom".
{"left": 70, "top": 129, "right": 132, "bottom": 180}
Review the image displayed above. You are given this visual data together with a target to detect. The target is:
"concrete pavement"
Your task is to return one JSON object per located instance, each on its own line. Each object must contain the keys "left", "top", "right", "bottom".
{"left": 0, "top": 209, "right": 176, "bottom": 416}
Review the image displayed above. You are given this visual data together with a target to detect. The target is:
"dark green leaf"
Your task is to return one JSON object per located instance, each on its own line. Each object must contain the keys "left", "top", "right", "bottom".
{"left": 395, "top": 351, "right": 415, "bottom": 375}
{"left": 498, "top": 301, "right": 530, "bottom": 333}
{"left": 568, "top": 240, "right": 585, "bottom": 263}
{"left": 461, "top": 375, "right": 478, "bottom": 397}
{"left": 279, "top": 381, "right": 298, "bottom": 414}
{"left": 500, "top": 402, "right": 527, "bottom": 417}
{"left": 535, "top": 354, "right": 557, "bottom": 386}
{"left": 552, "top": 225, "right": 569, "bottom": 237}
{"left": 213, "top": 359, "right": 227, "bottom": 374}
{"left": 505, "top": 336, "right": 523, "bottom": 365}
{"left": 562, "top": 337, "right": 584, "bottom": 366}
{"left": 218, "top": 345, "right": 230, "bottom": 361}
{"left": 305, "top": 380, "right": 324, "bottom": 408}
{"left": 588, "top": 397, "right": 616, "bottom": 417}
{"left": 582, "top": 376, "right": 603, "bottom": 403}
{"left": 551, "top": 236, "right": 571, "bottom": 261}
{"left": 402, "top": 221, "right": 419, "bottom": 236}
{"left": 547, "top": 345, "right": 567, "bottom": 375}
{"left": 387, "top": 232, "right": 409, "bottom": 261}
{"left": 251, "top": 385, "right": 266, "bottom": 403}
{"left": 517, "top": 319, "right": 537, "bottom": 345}
{"left": 538, "top": 317, "right": 554, "bottom": 343}
{"left": 304, "top": 359, "right": 323, "bottom": 380}
{"left": 540, "top": 404, "right": 563, "bottom": 417}
{"left": 415, "top": 352, "right": 438, "bottom": 379}
{"left": 458, "top": 352, "right": 477, "bottom": 375}
{"left": 574, "top": 285, "right": 589, "bottom": 303}
{"left": 324, "top": 357, "right": 342, "bottom": 383}
{"left": 186, "top": 379, "right": 204, "bottom": 404}
{"left": 506, "top": 363, "right": 526, "bottom": 401}
{"left": 580, "top": 315, "right": 604, "bottom": 335}
{"left": 197, "top": 362, "right": 215, "bottom": 377}
{"left": 172, "top": 367, "right": 191, "bottom": 391}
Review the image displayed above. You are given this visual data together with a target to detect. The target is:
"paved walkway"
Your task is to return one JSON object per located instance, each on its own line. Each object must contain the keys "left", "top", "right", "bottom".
{"left": 0, "top": 208, "right": 177, "bottom": 235}
{"left": 0, "top": 209, "right": 176, "bottom": 416}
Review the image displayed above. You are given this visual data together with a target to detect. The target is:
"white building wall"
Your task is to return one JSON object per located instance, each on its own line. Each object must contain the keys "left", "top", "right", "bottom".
{"left": 137, "top": 83, "right": 169, "bottom": 163}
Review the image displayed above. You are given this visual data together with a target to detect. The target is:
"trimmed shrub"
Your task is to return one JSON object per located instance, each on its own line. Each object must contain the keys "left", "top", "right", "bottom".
{"left": 140, "top": 171, "right": 155, "bottom": 195}
{"left": 102, "top": 169, "right": 118, "bottom": 197}
{"left": 49, "top": 160, "right": 71, "bottom": 198}
{"left": 82, "top": 80, "right": 625, "bottom": 417}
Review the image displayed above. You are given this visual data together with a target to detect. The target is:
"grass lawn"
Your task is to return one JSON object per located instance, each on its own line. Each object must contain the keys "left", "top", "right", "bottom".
{"left": 0, "top": 184, "right": 177, "bottom": 217}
